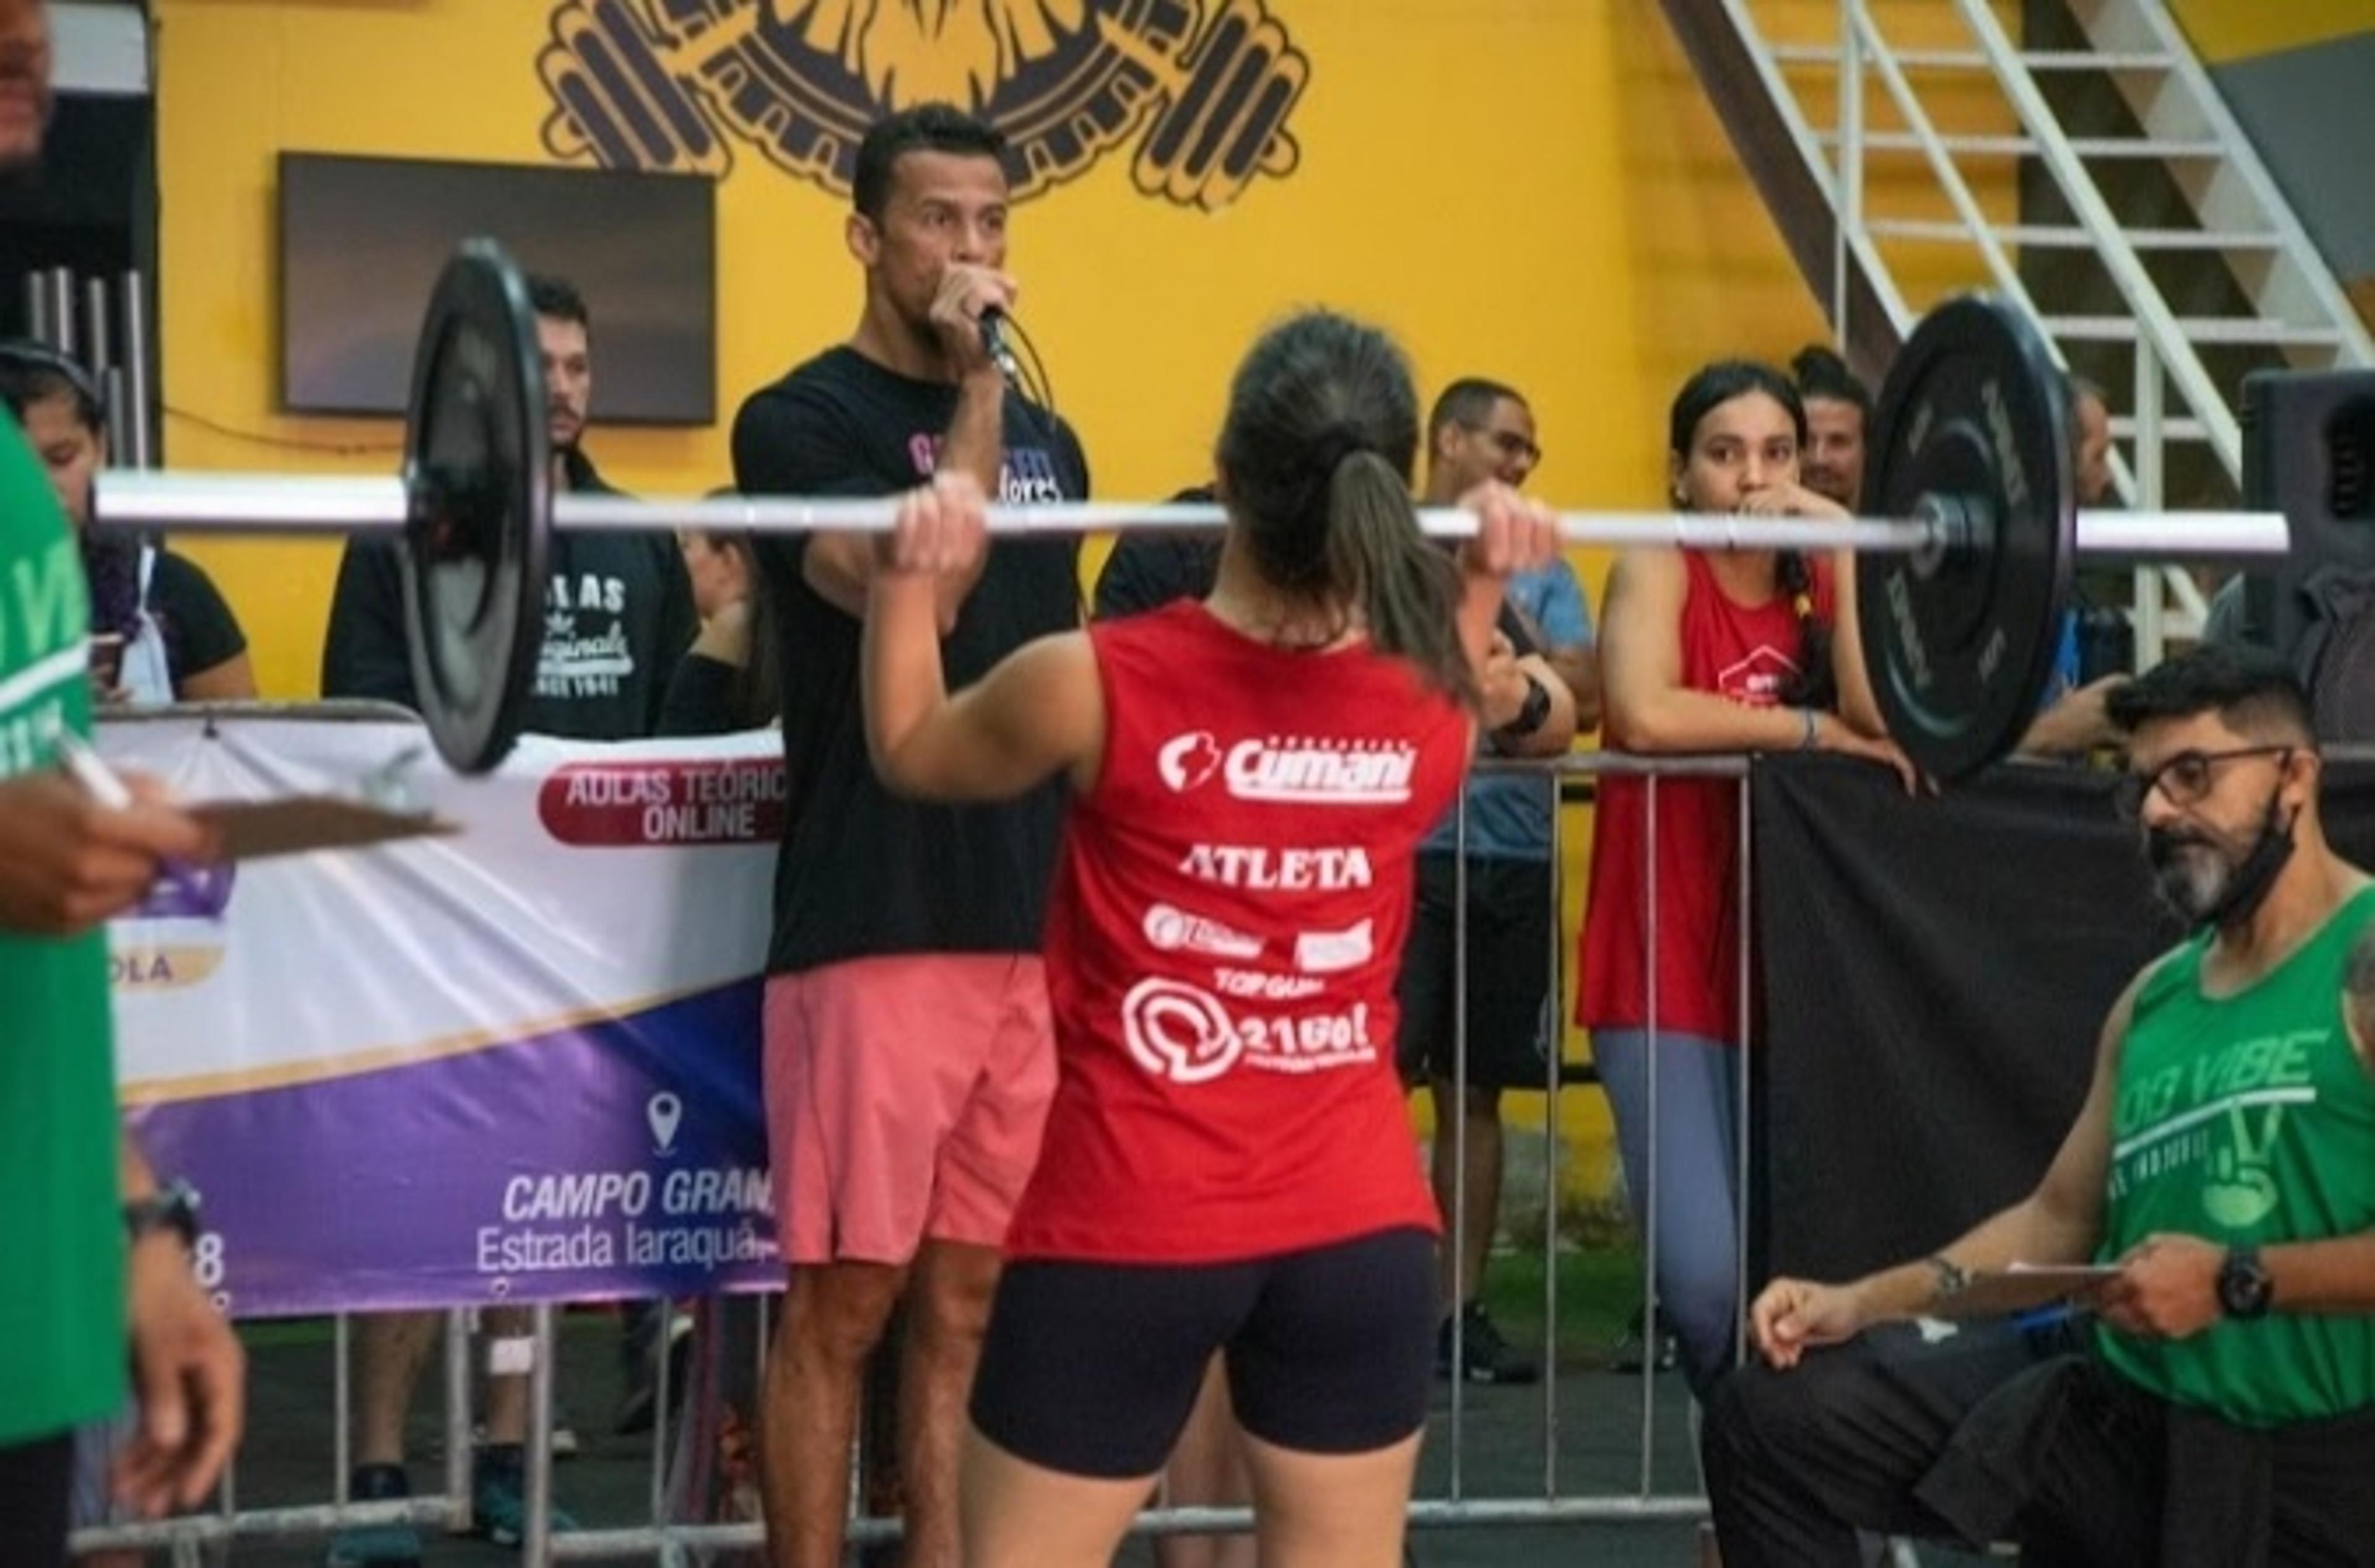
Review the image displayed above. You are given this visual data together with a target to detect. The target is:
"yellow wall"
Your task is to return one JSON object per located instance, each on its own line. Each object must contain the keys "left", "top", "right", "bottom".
{"left": 153, "top": 0, "right": 1859, "bottom": 696}
{"left": 2170, "top": 0, "right": 2375, "bottom": 64}
{"left": 153, "top": 0, "right": 1901, "bottom": 1203}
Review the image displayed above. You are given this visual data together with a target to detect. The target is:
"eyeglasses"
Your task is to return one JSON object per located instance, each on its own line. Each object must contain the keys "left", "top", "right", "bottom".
{"left": 2111, "top": 745, "right": 2295, "bottom": 821}
{"left": 1462, "top": 423, "right": 1543, "bottom": 468}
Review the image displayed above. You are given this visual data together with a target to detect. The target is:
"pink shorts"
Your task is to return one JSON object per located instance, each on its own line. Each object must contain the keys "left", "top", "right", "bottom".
{"left": 764, "top": 954, "right": 1055, "bottom": 1266}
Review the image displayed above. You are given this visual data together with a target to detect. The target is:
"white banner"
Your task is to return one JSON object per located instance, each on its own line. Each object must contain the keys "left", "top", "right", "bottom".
{"left": 100, "top": 706, "right": 787, "bottom": 1314}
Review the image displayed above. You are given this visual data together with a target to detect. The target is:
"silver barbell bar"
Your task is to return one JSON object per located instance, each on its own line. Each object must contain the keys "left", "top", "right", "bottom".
{"left": 95, "top": 469, "right": 2292, "bottom": 560}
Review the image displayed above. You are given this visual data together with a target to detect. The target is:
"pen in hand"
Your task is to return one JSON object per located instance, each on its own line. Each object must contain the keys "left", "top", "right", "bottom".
{"left": 52, "top": 730, "right": 210, "bottom": 885}
{"left": 52, "top": 729, "right": 137, "bottom": 810}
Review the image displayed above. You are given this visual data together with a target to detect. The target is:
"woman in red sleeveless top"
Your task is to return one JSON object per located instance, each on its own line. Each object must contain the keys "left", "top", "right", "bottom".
{"left": 862, "top": 311, "right": 1560, "bottom": 1568}
{"left": 1578, "top": 361, "right": 1913, "bottom": 1392}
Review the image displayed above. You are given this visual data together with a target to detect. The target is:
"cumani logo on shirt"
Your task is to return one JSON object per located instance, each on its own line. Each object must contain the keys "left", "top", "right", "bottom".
{"left": 534, "top": 0, "right": 1310, "bottom": 213}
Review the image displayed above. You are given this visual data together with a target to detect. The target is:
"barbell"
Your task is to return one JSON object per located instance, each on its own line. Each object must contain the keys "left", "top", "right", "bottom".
{"left": 91, "top": 239, "right": 2290, "bottom": 781}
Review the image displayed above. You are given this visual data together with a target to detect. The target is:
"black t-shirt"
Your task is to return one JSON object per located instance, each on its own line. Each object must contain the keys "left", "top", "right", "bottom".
{"left": 656, "top": 653, "right": 745, "bottom": 738}
{"left": 320, "top": 453, "right": 697, "bottom": 741}
{"left": 732, "top": 346, "right": 1087, "bottom": 974}
{"left": 1093, "top": 535, "right": 1222, "bottom": 619}
{"left": 148, "top": 550, "right": 247, "bottom": 688}
{"left": 1092, "top": 485, "right": 1221, "bottom": 620}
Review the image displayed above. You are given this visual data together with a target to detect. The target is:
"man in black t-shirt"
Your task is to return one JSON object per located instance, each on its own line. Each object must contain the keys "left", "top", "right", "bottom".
{"left": 322, "top": 274, "right": 696, "bottom": 741}
{"left": 320, "top": 275, "right": 695, "bottom": 1556}
{"left": 732, "top": 103, "right": 1085, "bottom": 1568}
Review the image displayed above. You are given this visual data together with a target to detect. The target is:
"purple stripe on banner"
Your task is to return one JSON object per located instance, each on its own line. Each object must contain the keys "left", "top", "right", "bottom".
{"left": 128, "top": 983, "right": 779, "bottom": 1317}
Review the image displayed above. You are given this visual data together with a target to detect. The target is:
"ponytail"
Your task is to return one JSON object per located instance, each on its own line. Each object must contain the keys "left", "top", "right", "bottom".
{"left": 1774, "top": 550, "right": 1836, "bottom": 708}
{"left": 1321, "top": 450, "right": 1476, "bottom": 707}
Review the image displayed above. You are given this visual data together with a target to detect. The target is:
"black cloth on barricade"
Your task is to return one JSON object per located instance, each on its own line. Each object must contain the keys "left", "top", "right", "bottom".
{"left": 1751, "top": 752, "right": 2375, "bottom": 1285}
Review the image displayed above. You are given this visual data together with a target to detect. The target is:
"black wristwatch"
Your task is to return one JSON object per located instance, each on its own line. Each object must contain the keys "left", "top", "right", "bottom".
{"left": 2216, "top": 1246, "right": 2274, "bottom": 1321}
{"left": 124, "top": 1178, "right": 202, "bottom": 1253}
{"left": 1497, "top": 675, "right": 1552, "bottom": 740}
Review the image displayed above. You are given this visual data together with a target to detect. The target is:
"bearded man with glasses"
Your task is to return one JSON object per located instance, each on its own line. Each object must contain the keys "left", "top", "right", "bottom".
{"left": 1698, "top": 642, "right": 2375, "bottom": 1567}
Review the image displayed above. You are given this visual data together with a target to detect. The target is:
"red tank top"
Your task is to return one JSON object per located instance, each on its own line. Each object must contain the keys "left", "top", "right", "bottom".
{"left": 1577, "top": 554, "right": 1833, "bottom": 1043}
{"left": 1006, "top": 600, "right": 1469, "bottom": 1263}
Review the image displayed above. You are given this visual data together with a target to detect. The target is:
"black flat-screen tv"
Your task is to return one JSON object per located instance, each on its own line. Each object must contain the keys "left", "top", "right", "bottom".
{"left": 278, "top": 153, "right": 715, "bottom": 424}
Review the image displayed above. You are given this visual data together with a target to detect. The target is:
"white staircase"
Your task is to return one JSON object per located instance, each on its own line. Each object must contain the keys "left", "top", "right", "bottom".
{"left": 1709, "top": 0, "right": 2375, "bottom": 661}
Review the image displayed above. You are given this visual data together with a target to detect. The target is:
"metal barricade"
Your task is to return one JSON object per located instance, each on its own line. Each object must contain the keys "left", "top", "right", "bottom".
{"left": 72, "top": 726, "right": 1761, "bottom": 1564}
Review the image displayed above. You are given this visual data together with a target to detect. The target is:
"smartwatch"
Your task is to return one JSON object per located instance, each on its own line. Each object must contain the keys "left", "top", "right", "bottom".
{"left": 124, "top": 1178, "right": 203, "bottom": 1253}
{"left": 1497, "top": 675, "right": 1552, "bottom": 740}
{"left": 2216, "top": 1246, "right": 2274, "bottom": 1321}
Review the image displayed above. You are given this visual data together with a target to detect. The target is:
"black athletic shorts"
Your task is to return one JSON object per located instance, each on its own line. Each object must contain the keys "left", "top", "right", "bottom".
{"left": 1395, "top": 852, "right": 1555, "bottom": 1090}
{"left": 0, "top": 1430, "right": 74, "bottom": 1566}
{"left": 969, "top": 1227, "right": 1437, "bottom": 1480}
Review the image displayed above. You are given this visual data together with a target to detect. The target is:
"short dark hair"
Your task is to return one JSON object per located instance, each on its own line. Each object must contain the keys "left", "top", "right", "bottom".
{"left": 1790, "top": 344, "right": 1871, "bottom": 419}
{"left": 2106, "top": 642, "right": 2314, "bottom": 745}
{"left": 1426, "top": 377, "right": 1525, "bottom": 448}
{"left": 1670, "top": 359, "right": 1805, "bottom": 458}
{"left": 526, "top": 273, "right": 589, "bottom": 331}
{"left": 0, "top": 340, "right": 103, "bottom": 432}
{"left": 852, "top": 103, "right": 1008, "bottom": 223}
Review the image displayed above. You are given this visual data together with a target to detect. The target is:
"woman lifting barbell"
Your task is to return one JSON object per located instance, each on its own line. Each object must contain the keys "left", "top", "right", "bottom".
{"left": 859, "top": 307, "right": 1558, "bottom": 1568}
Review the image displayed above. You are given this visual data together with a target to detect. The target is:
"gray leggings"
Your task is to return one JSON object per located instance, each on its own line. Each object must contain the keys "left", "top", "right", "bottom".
{"left": 1593, "top": 1029, "right": 1743, "bottom": 1393}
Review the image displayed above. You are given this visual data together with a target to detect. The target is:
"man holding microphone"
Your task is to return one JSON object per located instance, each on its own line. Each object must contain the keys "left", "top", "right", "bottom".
{"left": 729, "top": 103, "right": 1088, "bottom": 1568}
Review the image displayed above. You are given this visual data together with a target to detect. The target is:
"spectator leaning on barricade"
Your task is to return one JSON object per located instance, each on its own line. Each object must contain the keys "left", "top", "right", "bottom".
{"left": 1580, "top": 358, "right": 1914, "bottom": 1393}
{"left": 0, "top": 342, "right": 256, "bottom": 705}
{"left": 1787, "top": 345, "right": 1870, "bottom": 512}
{"left": 320, "top": 271, "right": 698, "bottom": 1559}
{"left": 1704, "top": 643, "right": 2375, "bottom": 1566}
{"left": 0, "top": 3, "right": 248, "bottom": 1557}
{"left": 2016, "top": 372, "right": 2131, "bottom": 761}
{"left": 1394, "top": 375, "right": 1588, "bottom": 1387}
{"left": 729, "top": 102, "right": 1089, "bottom": 1568}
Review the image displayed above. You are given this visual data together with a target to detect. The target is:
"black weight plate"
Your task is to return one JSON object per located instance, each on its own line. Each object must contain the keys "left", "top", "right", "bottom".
{"left": 400, "top": 241, "right": 551, "bottom": 775}
{"left": 1857, "top": 295, "right": 2076, "bottom": 781}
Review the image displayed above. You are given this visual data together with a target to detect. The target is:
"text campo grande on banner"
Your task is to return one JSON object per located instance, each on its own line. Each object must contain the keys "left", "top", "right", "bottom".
{"left": 103, "top": 707, "right": 789, "bottom": 1316}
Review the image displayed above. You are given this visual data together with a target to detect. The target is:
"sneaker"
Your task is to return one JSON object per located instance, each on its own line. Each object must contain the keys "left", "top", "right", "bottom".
{"left": 327, "top": 1463, "right": 422, "bottom": 1568}
{"left": 1607, "top": 1306, "right": 1681, "bottom": 1374}
{"left": 1436, "top": 1302, "right": 1539, "bottom": 1384}
{"left": 471, "top": 1444, "right": 580, "bottom": 1549}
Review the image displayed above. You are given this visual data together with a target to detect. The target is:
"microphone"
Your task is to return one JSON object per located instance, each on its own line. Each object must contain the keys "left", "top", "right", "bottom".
{"left": 978, "top": 306, "right": 1025, "bottom": 384}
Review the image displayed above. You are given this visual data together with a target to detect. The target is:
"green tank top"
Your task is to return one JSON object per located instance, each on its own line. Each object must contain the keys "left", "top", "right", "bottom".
{"left": 2097, "top": 884, "right": 2375, "bottom": 1426}
{"left": 0, "top": 413, "right": 126, "bottom": 1444}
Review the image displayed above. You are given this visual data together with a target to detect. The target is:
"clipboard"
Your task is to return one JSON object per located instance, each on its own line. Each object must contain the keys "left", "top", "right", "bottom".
{"left": 1938, "top": 1263, "right": 2119, "bottom": 1319}
{"left": 57, "top": 729, "right": 455, "bottom": 863}
{"left": 193, "top": 797, "right": 459, "bottom": 861}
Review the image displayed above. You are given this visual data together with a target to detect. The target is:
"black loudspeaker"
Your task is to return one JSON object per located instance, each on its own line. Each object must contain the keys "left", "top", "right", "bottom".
{"left": 2241, "top": 369, "right": 2375, "bottom": 658}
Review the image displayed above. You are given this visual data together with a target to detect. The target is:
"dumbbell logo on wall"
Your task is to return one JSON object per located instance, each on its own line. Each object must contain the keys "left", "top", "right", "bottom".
{"left": 536, "top": 0, "right": 1311, "bottom": 212}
